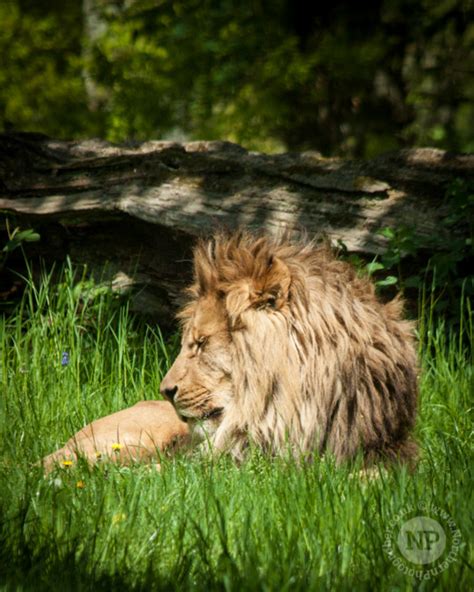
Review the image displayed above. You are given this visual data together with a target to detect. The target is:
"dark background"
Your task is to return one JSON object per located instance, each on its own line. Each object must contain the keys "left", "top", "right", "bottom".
{"left": 1, "top": 0, "right": 473, "bottom": 157}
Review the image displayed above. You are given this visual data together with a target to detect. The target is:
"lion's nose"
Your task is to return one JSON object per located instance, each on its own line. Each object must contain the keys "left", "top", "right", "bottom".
{"left": 161, "top": 384, "right": 178, "bottom": 402}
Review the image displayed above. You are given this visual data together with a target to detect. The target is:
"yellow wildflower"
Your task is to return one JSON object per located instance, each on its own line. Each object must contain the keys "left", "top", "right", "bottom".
{"left": 112, "top": 512, "right": 127, "bottom": 525}
{"left": 76, "top": 480, "right": 86, "bottom": 489}
{"left": 111, "top": 443, "right": 123, "bottom": 452}
{"left": 62, "top": 460, "right": 73, "bottom": 468}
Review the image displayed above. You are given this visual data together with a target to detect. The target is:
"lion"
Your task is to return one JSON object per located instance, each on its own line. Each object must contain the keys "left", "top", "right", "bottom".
{"left": 160, "top": 231, "right": 419, "bottom": 466}
{"left": 41, "top": 401, "right": 190, "bottom": 473}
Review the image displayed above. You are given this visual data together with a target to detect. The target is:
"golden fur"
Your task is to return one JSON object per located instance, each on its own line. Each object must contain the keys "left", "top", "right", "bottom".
{"left": 161, "top": 232, "right": 419, "bottom": 465}
{"left": 41, "top": 401, "right": 190, "bottom": 473}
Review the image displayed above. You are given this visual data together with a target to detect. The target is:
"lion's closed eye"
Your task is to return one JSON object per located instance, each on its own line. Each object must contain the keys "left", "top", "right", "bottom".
{"left": 186, "top": 335, "right": 210, "bottom": 357}
{"left": 196, "top": 336, "right": 209, "bottom": 350}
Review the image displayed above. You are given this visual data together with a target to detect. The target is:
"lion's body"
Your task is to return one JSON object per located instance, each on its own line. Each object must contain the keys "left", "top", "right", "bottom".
{"left": 161, "top": 232, "right": 419, "bottom": 465}
{"left": 41, "top": 401, "right": 190, "bottom": 472}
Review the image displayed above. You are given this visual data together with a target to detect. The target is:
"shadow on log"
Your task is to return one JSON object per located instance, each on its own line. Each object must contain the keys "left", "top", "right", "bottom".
{"left": 1, "top": 132, "right": 473, "bottom": 324}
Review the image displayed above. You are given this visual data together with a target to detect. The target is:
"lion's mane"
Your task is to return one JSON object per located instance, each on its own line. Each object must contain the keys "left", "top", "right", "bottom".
{"left": 180, "top": 232, "right": 418, "bottom": 464}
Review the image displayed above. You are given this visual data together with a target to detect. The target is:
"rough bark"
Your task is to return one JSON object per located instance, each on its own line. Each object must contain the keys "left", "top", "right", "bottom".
{"left": 1, "top": 132, "right": 472, "bottom": 321}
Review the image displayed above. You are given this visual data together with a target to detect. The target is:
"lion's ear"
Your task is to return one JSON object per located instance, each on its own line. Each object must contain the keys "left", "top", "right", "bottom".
{"left": 194, "top": 241, "right": 217, "bottom": 295}
{"left": 255, "top": 255, "right": 291, "bottom": 310}
{"left": 225, "top": 256, "right": 291, "bottom": 325}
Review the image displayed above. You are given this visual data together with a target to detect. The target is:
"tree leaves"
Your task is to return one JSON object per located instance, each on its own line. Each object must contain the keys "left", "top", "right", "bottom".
{"left": 1, "top": 1, "right": 472, "bottom": 156}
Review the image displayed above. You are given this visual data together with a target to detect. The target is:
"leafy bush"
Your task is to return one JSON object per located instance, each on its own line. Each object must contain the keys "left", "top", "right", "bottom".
{"left": 344, "top": 179, "right": 473, "bottom": 326}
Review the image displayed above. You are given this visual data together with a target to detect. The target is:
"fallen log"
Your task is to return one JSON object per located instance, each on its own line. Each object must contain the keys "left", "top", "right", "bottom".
{"left": 1, "top": 132, "right": 472, "bottom": 321}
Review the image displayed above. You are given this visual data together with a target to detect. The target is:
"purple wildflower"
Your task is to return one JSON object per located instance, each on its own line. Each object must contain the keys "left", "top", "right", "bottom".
{"left": 61, "top": 352, "right": 70, "bottom": 366}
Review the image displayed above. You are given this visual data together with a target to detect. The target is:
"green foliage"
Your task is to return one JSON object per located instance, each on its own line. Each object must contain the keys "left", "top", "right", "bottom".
{"left": 1, "top": 0, "right": 472, "bottom": 156}
{"left": 2, "top": 226, "right": 40, "bottom": 256}
{"left": 0, "top": 221, "right": 40, "bottom": 272}
{"left": 0, "top": 1, "right": 97, "bottom": 138}
{"left": 0, "top": 261, "right": 473, "bottom": 590}
{"left": 346, "top": 179, "right": 473, "bottom": 323}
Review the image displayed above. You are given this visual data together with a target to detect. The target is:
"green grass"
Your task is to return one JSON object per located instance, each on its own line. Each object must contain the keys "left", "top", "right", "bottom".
{"left": 0, "top": 262, "right": 472, "bottom": 591}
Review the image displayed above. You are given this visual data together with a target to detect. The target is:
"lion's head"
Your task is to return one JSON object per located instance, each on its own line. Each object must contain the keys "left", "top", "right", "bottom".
{"left": 160, "top": 232, "right": 418, "bottom": 464}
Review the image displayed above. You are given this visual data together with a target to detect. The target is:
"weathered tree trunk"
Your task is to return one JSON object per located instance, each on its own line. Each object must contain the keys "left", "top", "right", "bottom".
{"left": 0, "top": 132, "right": 472, "bottom": 322}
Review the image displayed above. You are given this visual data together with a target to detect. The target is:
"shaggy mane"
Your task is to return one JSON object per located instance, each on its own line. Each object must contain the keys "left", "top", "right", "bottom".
{"left": 178, "top": 231, "right": 419, "bottom": 465}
